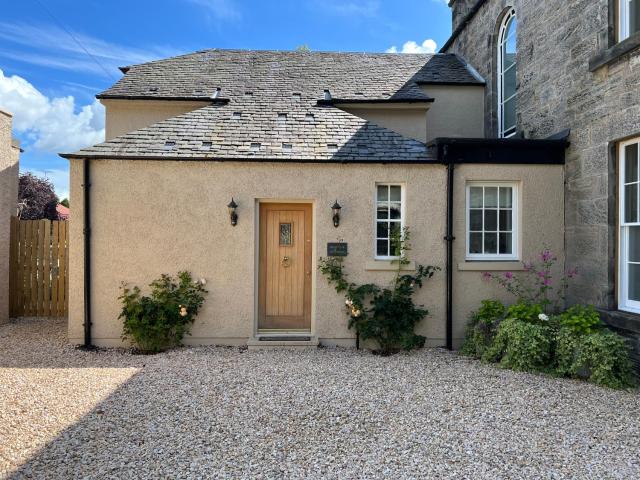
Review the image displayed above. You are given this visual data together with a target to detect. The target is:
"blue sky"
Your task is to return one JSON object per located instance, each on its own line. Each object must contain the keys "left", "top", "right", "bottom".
{"left": 0, "top": 0, "right": 453, "bottom": 200}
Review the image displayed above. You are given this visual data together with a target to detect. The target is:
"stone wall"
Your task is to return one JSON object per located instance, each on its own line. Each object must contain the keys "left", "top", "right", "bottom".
{"left": 0, "top": 110, "right": 20, "bottom": 323}
{"left": 443, "top": 0, "right": 640, "bottom": 313}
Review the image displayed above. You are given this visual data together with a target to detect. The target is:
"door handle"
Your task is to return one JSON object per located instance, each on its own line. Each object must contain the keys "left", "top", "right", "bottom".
{"left": 282, "top": 256, "right": 291, "bottom": 268}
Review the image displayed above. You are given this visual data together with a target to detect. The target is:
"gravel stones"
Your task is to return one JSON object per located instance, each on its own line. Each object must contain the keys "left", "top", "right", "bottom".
{"left": 1, "top": 318, "right": 639, "bottom": 479}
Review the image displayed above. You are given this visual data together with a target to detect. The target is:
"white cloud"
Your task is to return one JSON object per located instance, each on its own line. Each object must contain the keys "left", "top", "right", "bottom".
{"left": 0, "top": 69, "right": 105, "bottom": 154}
{"left": 386, "top": 39, "right": 438, "bottom": 54}
{"left": 185, "top": 0, "right": 242, "bottom": 20}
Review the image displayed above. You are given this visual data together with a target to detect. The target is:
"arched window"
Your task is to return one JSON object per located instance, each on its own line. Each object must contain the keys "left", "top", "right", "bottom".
{"left": 497, "top": 8, "right": 517, "bottom": 138}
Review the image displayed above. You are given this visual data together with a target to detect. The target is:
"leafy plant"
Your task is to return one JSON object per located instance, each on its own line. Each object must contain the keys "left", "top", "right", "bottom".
{"left": 119, "top": 272, "right": 208, "bottom": 353}
{"left": 505, "top": 301, "right": 545, "bottom": 324}
{"left": 557, "top": 305, "right": 603, "bottom": 335}
{"left": 461, "top": 300, "right": 505, "bottom": 358}
{"left": 556, "top": 327, "right": 634, "bottom": 389}
{"left": 482, "top": 248, "right": 578, "bottom": 313}
{"left": 482, "top": 317, "right": 554, "bottom": 372}
{"left": 319, "top": 227, "right": 439, "bottom": 354}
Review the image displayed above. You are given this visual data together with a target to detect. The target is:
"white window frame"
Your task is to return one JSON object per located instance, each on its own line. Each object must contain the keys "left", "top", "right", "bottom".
{"left": 374, "top": 183, "right": 406, "bottom": 260}
{"left": 618, "top": 137, "right": 640, "bottom": 313}
{"left": 619, "top": 0, "right": 631, "bottom": 41}
{"left": 497, "top": 8, "right": 517, "bottom": 138}
{"left": 466, "top": 182, "right": 519, "bottom": 261}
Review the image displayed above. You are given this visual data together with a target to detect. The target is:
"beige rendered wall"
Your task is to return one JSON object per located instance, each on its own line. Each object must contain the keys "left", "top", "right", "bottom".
{"left": 452, "top": 164, "right": 565, "bottom": 346}
{"left": 0, "top": 110, "right": 20, "bottom": 323}
{"left": 338, "top": 106, "right": 428, "bottom": 142}
{"left": 69, "top": 159, "right": 564, "bottom": 349}
{"left": 102, "top": 99, "right": 212, "bottom": 139}
{"left": 421, "top": 85, "right": 485, "bottom": 141}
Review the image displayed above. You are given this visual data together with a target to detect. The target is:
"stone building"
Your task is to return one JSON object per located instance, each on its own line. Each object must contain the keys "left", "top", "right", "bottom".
{"left": 443, "top": 0, "right": 640, "bottom": 363}
{"left": 0, "top": 109, "right": 20, "bottom": 324}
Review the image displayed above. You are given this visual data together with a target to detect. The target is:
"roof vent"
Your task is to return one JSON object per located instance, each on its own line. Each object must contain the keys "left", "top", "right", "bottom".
{"left": 277, "top": 113, "right": 287, "bottom": 121}
{"left": 232, "top": 112, "right": 242, "bottom": 119}
{"left": 282, "top": 143, "right": 293, "bottom": 153}
{"left": 292, "top": 93, "right": 301, "bottom": 100}
{"left": 148, "top": 86, "right": 159, "bottom": 92}
{"left": 305, "top": 113, "right": 315, "bottom": 121}
{"left": 212, "top": 87, "right": 221, "bottom": 99}
{"left": 201, "top": 141, "right": 212, "bottom": 150}
{"left": 324, "top": 89, "right": 332, "bottom": 101}
{"left": 250, "top": 142, "right": 261, "bottom": 152}
{"left": 164, "top": 141, "right": 176, "bottom": 150}
{"left": 245, "top": 91, "right": 253, "bottom": 96}
{"left": 327, "top": 144, "right": 338, "bottom": 153}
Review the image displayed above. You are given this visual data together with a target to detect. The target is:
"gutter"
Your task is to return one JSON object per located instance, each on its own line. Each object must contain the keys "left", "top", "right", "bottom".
{"left": 83, "top": 158, "right": 92, "bottom": 348}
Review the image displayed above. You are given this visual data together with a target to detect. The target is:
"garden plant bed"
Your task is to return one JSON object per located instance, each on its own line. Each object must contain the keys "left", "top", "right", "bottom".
{"left": 1, "top": 318, "right": 639, "bottom": 479}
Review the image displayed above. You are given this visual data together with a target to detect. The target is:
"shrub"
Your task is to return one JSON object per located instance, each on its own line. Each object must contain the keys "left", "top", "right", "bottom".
{"left": 505, "top": 301, "right": 544, "bottom": 324}
{"left": 119, "top": 272, "right": 207, "bottom": 353}
{"left": 556, "top": 327, "right": 634, "bottom": 389}
{"left": 482, "top": 317, "right": 554, "bottom": 372}
{"left": 319, "top": 227, "right": 439, "bottom": 354}
{"left": 557, "top": 305, "right": 603, "bottom": 335}
{"left": 461, "top": 300, "right": 505, "bottom": 358}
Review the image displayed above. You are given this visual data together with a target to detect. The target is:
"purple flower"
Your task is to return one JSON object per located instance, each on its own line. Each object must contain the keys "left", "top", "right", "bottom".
{"left": 504, "top": 271, "right": 513, "bottom": 280}
{"left": 482, "top": 272, "right": 492, "bottom": 281}
{"left": 537, "top": 271, "right": 546, "bottom": 278}
{"left": 566, "top": 267, "right": 578, "bottom": 279}
{"left": 540, "top": 249, "right": 553, "bottom": 262}
{"left": 543, "top": 278, "right": 552, "bottom": 286}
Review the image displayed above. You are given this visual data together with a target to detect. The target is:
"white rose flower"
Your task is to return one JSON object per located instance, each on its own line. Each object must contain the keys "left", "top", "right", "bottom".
{"left": 538, "top": 313, "right": 549, "bottom": 321}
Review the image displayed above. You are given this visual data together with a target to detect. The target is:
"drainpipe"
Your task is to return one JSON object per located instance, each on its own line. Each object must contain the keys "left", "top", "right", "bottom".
{"left": 444, "top": 147, "right": 455, "bottom": 351}
{"left": 83, "top": 158, "right": 92, "bottom": 347}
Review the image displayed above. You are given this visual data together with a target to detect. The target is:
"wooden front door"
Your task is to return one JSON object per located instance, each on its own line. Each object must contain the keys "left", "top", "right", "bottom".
{"left": 258, "top": 203, "right": 312, "bottom": 331}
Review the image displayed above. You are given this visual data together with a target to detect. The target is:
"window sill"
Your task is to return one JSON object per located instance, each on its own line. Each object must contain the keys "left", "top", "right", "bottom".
{"left": 589, "top": 32, "right": 640, "bottom": 71}
{"left": 365, "top": 260, "right": 415, "bottom": 271}
{"left": 457, "top": 261, "right": 524, "bottom": 271}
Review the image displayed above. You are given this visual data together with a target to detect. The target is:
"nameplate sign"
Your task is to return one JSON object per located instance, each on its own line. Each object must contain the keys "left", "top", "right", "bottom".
{"left": 327, "top": 243, "right": 348, "bottom": 257}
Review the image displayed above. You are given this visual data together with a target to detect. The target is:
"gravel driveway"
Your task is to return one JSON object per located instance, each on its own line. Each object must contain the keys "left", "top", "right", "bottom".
{"left": 1, "top": 318, "right": 639, "bottom": 479}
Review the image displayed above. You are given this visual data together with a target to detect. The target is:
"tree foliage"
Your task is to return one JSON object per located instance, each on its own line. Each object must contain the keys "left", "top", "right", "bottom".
{"left": 18, "top": 172, "right": 59, "bottom": 220}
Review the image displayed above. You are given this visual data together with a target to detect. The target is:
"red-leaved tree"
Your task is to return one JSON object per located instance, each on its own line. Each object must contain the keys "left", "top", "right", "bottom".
{"left": 18, "top": 172, "right": 59, "bottom": 220}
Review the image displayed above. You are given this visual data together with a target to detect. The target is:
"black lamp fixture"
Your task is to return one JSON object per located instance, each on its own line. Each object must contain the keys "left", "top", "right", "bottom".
{"left": 331, "top": 200, "right": 342, "bottom": 228}
{"left": 227, "top": 198, "right": 238, "bottom": 226}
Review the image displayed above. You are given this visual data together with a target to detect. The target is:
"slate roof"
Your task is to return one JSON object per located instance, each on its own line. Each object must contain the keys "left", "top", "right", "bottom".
{"left": 63, "top": 49, "right": 483, "bottom": 163}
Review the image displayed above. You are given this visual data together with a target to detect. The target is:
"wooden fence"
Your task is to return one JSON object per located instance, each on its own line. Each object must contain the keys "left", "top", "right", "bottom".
{"left": 9, "top": 217, "right": 68, "bottom": 317}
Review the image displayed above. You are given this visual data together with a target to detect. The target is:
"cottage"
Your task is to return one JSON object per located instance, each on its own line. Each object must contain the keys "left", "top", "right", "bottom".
{"left": 62, "top": 49, "right": 566, "bottom": 348}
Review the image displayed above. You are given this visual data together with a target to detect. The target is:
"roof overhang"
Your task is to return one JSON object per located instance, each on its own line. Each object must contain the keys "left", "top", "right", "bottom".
{"left": 95, "top": 95, "right": 230, "bottom": 103}
{"left": 317, "top": 98, "right": 434, "bottom": 107}
{"left": 427, "top": 135, "right": 569, "bottom": 165}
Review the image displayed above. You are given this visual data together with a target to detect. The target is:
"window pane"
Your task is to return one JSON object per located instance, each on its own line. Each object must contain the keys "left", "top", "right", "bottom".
{"left": 625, "top": 183, "right": 638, "bottom": 223}
{"left": 631, "top": 0, "right": 640, "bottom": 35}
{"left": 377, "top": 239, "right": 389, "bottom": 257}
{"left": 503, "top": 96, "right": 516, "bottom": 133}
{"left": 377, "top": 205, "right": 388, "bottom": 220}
{"left": 389, "top": 203, "right": 402, "bottom": 219}
{"left": 629, "top": 264, "right": 640, "bottom": 301}
{"left": 389, "top": 186, "right": 401, "bottom": 202}
{"left": 499, "top": 233, "right": 513, "bottom": 254}
{"left": 470, "top": 209, "right": 483, "bottom": 230}
{"left": 630, "top": 226, "right": 640, "bottom": 262}
{"left": 377, "top": 185, "right": 388, "bottom": 201}
{"left": 625, "top": 143, "right": 639, "bottom": 183}
{"left": 503, "top": 63, "right": 516, "bottom": 100}
{"left": 499, "top": 209, "right": 512, "bottom": 231}
{"left": 470, "top": 187, "right": 483, "bottom": 208}
{"left": 390, "top": 221, "right": 401, "bottom": 238}
{"left": 484, "top": 233, "right": 498, "bottom": 254}
{"left": 485, "top": 187, "right": 498, "bottom": 207}
{"left": 470, "top": 233, "right": 483, "bottom": 254}
{"left": 376, "top": 222, "right": 389, "bottom": 238}
{"left": 484, "top": 209, "right": 498, "bottom": 231}
{"left": 499, "top": 187, "right": 513, "bottom": 207}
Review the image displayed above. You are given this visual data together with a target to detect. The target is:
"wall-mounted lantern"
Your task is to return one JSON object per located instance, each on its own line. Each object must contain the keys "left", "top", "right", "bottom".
{"left": 227, "top": 198, "right": 238, "bottom": 226}
{"left": 332, "top": 200, "right": 342, "bottom": 228}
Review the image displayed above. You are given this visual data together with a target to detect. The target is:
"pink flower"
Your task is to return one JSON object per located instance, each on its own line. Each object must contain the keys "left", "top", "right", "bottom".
{"left": 566, "top": 267, "right": 578, "bottom": 278}
{"left": 482, "top": 272, "right": 492, "bottom": 281}
{"left": 539, "top": 249, "right": 554, "bottom": 262}
{"left": 537, "top": 271, "right": 546, "bottom": 278}
{"left": 504, "top": 271, "right": 513, "bottom": 280}
{"left": 543, "top": 278, "right": 552, "bottom": 286}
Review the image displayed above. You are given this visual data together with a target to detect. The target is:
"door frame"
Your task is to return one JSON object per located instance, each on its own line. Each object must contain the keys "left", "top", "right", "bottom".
{"left": 254, "top": 199, "right": 316, "bottom": 336}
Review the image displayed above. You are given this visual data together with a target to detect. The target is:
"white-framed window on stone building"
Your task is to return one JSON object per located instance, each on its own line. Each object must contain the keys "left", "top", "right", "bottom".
{"left": 375, "top": 184, "right": 405, "bottom": 259}
{"left": 618, "top": 137, "right": 640, "bottom": 313}
{"left": 466, "top": 182, "right": 518, "bottom": 260}
{"left": 497, "top": 8, "right": 517, "bottom": 138}
{"left": 619, "top": 0, "right": 640, "bottom": 42}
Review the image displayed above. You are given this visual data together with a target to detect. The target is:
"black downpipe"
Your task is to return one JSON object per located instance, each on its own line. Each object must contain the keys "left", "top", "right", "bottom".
{"left": 444, "top": 150, "right": 455, "bottom": 351}
{"left": 83, "top": 159, "right": 92, "bottom": 347}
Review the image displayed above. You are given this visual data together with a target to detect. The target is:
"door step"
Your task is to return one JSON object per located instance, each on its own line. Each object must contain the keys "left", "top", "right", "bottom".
{"left": 247, "top": 336, "right": 319, "bottom": 350}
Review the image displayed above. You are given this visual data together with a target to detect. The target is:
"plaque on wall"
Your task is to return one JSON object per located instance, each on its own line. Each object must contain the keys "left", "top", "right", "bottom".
{"left": 327, "top": 242, "right": 348, "bottom": 257}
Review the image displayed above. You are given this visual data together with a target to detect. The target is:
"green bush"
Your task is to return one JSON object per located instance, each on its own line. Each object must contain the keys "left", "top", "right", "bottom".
{"left": 461, "top": 300, "right": 505, "bottom": 358}
{"left": 557, "top": 305, "right": 603, "bottom": 335}
{"left": 119, "top": 272, "right": 207, "bottom": 353}
{"left": 505, "top": 301, "right": 544, "bottom": 323}
{"left": 556, "top": 327, "right": 634, "bottom": 389}
{"left": 482, "top": 317, "right": 554, "bottom": 372}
